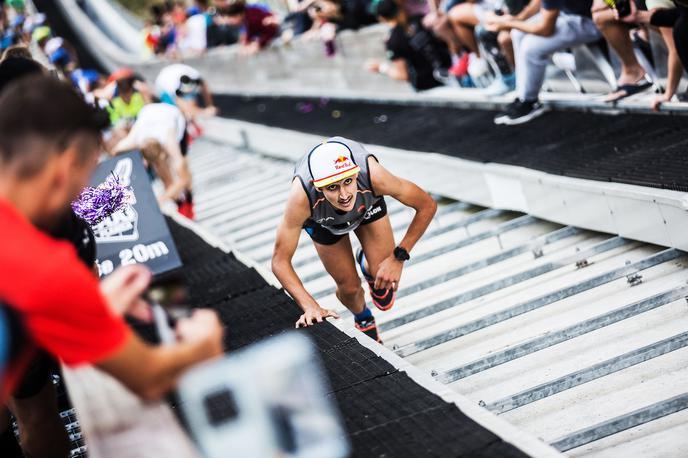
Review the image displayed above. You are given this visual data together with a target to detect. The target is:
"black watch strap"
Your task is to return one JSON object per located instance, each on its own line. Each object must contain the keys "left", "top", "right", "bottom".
{"left": 394, "top": 246, "right": 410, "bottom": 262}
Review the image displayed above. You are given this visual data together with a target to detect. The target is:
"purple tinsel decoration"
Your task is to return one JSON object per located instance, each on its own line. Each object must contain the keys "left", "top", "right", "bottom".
{"left": 71, "top": 173, "right": 134, "bottom": 226}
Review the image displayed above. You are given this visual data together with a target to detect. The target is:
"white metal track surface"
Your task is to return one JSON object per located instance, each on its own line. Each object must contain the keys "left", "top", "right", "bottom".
{"left": 188, "top": 137, "right": 688, "bottom": 457}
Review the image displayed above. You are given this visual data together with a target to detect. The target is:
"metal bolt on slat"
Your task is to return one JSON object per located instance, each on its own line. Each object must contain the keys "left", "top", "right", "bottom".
{"left": 576, "top": 259, "right": 590, "bottom": 269}
{"left": 627, "top": 273, "right": 643, "bottom": 286}
{"left": 478, "top": 400, "right": 487, "bottom": 407}
{"left": 532, "top": 245, "right": 544, "bottom": 259}
{"left": 430, "top": 370, "right": 438, "bottom": 377}
{"left": 625, "top": 260, "right": 643, "bottom": 286}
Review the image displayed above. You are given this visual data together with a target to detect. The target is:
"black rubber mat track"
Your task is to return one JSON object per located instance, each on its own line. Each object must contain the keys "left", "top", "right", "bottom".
{"left": 137, "top": 218, "right": 530, "bottom": 458}
{"left": 215, "top": 94, "right": 688, "bottom": 192}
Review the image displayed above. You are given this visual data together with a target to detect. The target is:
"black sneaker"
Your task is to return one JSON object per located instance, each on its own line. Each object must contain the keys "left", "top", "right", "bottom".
{"left": 494, "top": 99, "right": 546, "bottom": 125}
{"left": 355, "top": 316, "right": 382, "bottom": 343}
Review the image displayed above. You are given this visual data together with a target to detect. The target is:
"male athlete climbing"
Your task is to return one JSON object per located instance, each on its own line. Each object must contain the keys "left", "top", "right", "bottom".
{"left": 272, "top": 137, "right": 436, "bottom": 342}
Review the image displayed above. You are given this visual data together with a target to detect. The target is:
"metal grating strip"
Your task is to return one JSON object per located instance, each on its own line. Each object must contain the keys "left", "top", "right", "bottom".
{"left": 397, "top": 226, "right": 580, "bottom": 300}
{"left": 486, "top": 330, "right": 688, "bottom": 414}
{"left": 550, "top": 393, "right": 688, "bottom": 452}
{"left": 439, "top": 284, "right": 688, "bottom": 384}
{"left": 395, "top": 248, "right": 683, "bottom": 357}
{"left": 383, "top": 236, "right": 629, "bottom": 332}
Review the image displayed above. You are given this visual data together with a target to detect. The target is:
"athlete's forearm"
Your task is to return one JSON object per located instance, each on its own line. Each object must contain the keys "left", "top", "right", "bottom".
{"left": 398, "top": 198, "right": 437, "bottom": 253}
{"left": 271, "top": 257, "right": 320, "bottom": 311}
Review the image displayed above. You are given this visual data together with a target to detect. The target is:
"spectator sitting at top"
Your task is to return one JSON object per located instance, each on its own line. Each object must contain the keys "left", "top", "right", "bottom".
{"left": 366, "top": 0, "right": 451, "bottom": 91}
{"left": 221, "top": 1, "right": 278, "bottom": 55}
{"left": 280, "top": 0, "right": 316, "bottom": 41}
{"left": 155, "top": 62, "right": 217, "bottom": 120}
{"left": 445, "top": 0, "right": 499, "bottom": 85}
{"left": 177, "top": 0, "right": 212, "bottom": 55}
{"left": 420, "top": 0, "right": 467, "bottom": 77}
{"left": 32, "top": 26, "right": 78, "bottom": 74}
{"left": 461, "top": 0, "right": 537, "bottom": 95}
{"left": 302, "top": 0, "right": 341, "bottom": 56}
{"left": 207, "top": 3, "right": 242, "bottom": 47}
{"left": 1, "top": 8, "right": 24, "bottom": 52}
{"left": 593, "top": 0, "right": 683, "bottom": 109}
{"left": 487, "top": 0, "right": 601, "bottom": 125}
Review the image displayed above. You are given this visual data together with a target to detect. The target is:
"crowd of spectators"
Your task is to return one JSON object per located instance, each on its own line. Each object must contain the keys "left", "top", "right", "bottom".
{"left": 134, "top": 0, "right": 687, "bottom": 124}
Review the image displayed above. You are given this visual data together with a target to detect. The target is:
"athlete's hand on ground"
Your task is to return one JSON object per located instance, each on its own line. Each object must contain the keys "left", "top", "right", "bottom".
{"left": 374, "top": 256, "right": 403, "bottom": 291}
{"left": 100, "top": 265, "right": 152, "bottom": 321}
{"left": 295, "top": 306, "right": 340, "bottom": 328}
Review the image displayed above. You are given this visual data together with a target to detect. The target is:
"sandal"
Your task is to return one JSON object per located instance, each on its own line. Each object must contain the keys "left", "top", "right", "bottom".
{"left": 603, "top": 74, "right": 653, "bottom": 103}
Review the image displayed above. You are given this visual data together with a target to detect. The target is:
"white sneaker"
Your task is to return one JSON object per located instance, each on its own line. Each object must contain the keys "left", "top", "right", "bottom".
{"left": 484, "top": 76, "right": 514, "bottom": 96}
{"left": 468, "top": 54, "right": 491, "bottom": 88}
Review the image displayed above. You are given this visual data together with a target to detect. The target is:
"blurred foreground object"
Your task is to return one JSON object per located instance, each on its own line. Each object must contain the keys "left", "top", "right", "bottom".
{"left": 179, "top": 333, "right": 349, "bottom": 458}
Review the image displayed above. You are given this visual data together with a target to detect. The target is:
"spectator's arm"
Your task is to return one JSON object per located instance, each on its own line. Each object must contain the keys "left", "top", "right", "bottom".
{"left": 501, "top": 6, "right": 558, "bottom": 36}
{"left": 515, "top": 0, "right": 541, "bottom": 21}
{"left": 381, "top": 59, "right": 409, "bottom": 82}
{"left": 96, "top": 311, "right": 223, "bottom": 400}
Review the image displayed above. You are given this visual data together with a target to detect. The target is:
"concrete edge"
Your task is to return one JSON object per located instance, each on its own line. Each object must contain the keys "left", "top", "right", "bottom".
{"left": 211, "top": 87, "right": 688, "bottom": 115}
{"left": 198, "top": 117, "right": 688, "bottom": 251}
{"left": 163, "top": 212, "right": 563, "bottom": 458}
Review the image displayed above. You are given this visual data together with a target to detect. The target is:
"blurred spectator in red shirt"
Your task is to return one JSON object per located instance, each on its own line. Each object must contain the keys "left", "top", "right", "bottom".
{"left": 222, "top": 2, "right": 278, "bottom": 55}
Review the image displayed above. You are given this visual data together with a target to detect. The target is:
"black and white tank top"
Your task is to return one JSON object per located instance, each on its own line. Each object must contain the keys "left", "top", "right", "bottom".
{"left": 294, "top": 137, "right": 382, "bottom": 235}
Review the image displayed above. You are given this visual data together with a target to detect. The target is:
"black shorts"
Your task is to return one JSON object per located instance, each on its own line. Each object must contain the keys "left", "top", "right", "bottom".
{"left": 303, "top": 198, "right": 388, "bottom": 245}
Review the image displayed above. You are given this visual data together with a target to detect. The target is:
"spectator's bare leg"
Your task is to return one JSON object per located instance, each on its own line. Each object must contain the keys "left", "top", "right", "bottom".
{"left": 498, "top": 30, "right": 515, "bottom": 68}
{"left": 8, "top": 381, "right": 70, "bottom": 458}
{"left": 428, "top": 14, "right": 463, "bottom": 55}
{"left": 592, "top": 4, "right": 645, "bottom": 85}
{"left": 448, "top": 3, "right": 480, "bottom": 55}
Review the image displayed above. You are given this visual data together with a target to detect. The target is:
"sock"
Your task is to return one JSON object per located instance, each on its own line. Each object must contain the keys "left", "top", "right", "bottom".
{"left": 354, "top": 307, "right": 373, "bottom": 323}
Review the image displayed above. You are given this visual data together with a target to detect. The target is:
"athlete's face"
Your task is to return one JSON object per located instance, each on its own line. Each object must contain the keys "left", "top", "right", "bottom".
{"left": 321, "top": 174, "right": 358, "bottom": 211}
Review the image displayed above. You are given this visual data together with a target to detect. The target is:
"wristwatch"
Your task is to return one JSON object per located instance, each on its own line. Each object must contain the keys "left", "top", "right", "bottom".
{"left": 393, "top": 246, "right": 410, "bottom": 262}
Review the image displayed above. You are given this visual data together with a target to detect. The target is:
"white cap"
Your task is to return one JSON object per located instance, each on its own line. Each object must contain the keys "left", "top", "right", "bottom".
{"left": 308, "top": 141, "right": 360, "bottom": 188}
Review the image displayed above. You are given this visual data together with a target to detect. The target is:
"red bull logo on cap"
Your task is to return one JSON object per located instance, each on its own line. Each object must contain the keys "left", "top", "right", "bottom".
{"left": 334, "top": 155, "right": 352, "bottom": 170}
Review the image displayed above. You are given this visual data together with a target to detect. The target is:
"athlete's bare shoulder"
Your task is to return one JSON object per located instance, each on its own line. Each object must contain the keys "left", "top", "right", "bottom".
{"left": 367, "top": 156, "right": 402, "bottom": 196}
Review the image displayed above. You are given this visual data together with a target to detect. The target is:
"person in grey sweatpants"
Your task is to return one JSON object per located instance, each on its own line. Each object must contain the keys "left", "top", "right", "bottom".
{"left": 487, "top": 0, "right": 600, "bottom": 125}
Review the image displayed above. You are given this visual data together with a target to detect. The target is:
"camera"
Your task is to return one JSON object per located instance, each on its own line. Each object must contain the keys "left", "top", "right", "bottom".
{"left": 178, "top": 333, "right": 349, "bottom": 458}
